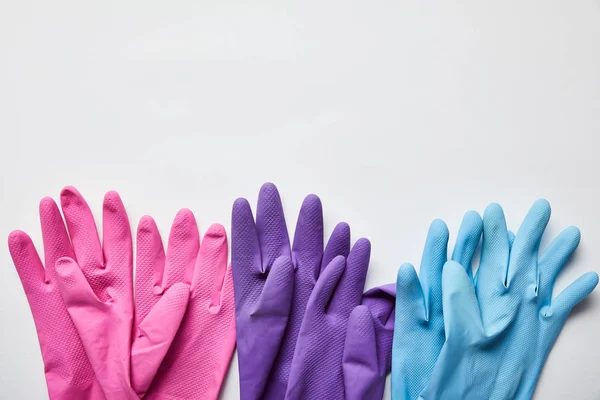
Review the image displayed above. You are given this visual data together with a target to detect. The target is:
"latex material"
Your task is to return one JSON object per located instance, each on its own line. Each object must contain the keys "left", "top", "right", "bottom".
{"left": 231, "top": 183, "right": 351, "bottom": 400}
{"left": 8, "top": 197, "right": 105, "bottom": 400}
{"left": 391, "top": 211, "right": 484, "bottom": 400}
{"left": 53, "top": 187, "right": 191, "bottom": 399}
{"left": 420, "top": 200, "right": 599, "bottom": 400}
{"left": 343, "top": 283, "right": 395, "bottom": 400}
{"left": 285, "top": 239, "right": 371, "bottom": 400}
{"left": 144, "top": 217, "right": 236, "bottom": 400}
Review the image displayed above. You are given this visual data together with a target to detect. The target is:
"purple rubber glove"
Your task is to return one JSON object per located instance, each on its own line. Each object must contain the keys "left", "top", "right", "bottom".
{"left": 343, "top": 283, "right": 395, "bottom": 400}
{"left": 231, "top": 183, "right": 351, "bottom": 400}
{"left": 285, "top": 239, "right": 371, "bottom": 400}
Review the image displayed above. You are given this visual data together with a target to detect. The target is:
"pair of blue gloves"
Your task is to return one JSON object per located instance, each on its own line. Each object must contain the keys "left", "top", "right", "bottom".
{"left": 392, "top": 200, "right": 598, "bottom": 400}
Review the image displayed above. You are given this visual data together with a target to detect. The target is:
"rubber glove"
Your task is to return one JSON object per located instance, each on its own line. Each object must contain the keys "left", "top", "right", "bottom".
{"left": 231, "top": 182, "right": 351, "bottom": 400}
{"left": 53, "top": 187, "right": 192, "bottom": 399}
{"left": 285, "top": 238, "right": 371, "bottom": 400}
{"left": 392, "top": 211, "right": 484, "bottom": 400}
{"left": 144, "top": 216, "right": 235, "bottom": 399}
{"left": 420, "top": 200, "right": 599, "bottom": 400}
{"left": 342, "top": 283, "right": 395, "bottom": 400}
{"left": 8, "top": 196, "right": 105, "bottom": 399}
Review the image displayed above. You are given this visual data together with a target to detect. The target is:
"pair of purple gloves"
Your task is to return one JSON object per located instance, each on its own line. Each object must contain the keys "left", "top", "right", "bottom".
{"left": 232, "top": 183, "right": 395, "bottom": 400}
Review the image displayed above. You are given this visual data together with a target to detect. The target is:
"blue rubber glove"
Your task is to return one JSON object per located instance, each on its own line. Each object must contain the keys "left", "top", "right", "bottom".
{"left": 391, "top": 211, "right": 484, "bottom": 400}
{"left": 420, "top": 200, "right": 599, "bottom": 400}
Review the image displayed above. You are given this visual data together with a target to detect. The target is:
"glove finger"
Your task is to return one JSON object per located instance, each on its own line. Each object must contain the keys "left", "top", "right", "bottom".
{"left": 60, "top": 186, "right": 104, "bottom": 272}
{"left": 508, "top": 231, "right": 516, "bottom": 250}
{"left": 451, "top": 210, "right": 482, "bottom": 279}
{"left": 311, "top": 255, "right": 346, "bottom": 312}
{"left": 232, "top": 197, "right": 263, "bottom": 304}
{"left": 291, "top": 193, "right": 324, "bottom": 280}
{"left": 321, "top": 222, "right": 351, "bottom": 273}
{"left": 507, "top": 199, "right": 551, "bottom": 287}
{"left": 55, "top": 257, "right": 103, "bottom": 309}
{"left": 131, "top": 282, "right": 189, "bottom": 397}
{"left": 39, "top": 196, "right": 74, "bottom": 281}
{"left": 219, "top": 264, "right": 235, "bottom": 316}
{"left": 135, "top": 215, "right": 166, "bottom": 324}
{"left": 8, "top": 231, "right": 46, "bottom": 299}
{"left": 256, "top": 183, "right": 291, "bottom": 271}
{"left": 419, "top": 219, "right": 449, "bottom": 319}
{"left": 392, "top": 263, "right": 426, "bottom": 400}
{"left": 538, "top": 226, "right": 580, "bottom": 303}
{"left": 548, "top": 272, "right": 598, "bottom": 322}
{"left": 489, "top": 232, "right": 514, "bottom": 290}
{"left": 477, "top": 203, "right": 510, "bottom": 291}
{"left": 395, "top": 263, "right": 426, "bottom": 323}
{"left": 164, "top": 209, "right": 199, "bottom": 286}
{"left": 210, "top": 264, "right": 237, "bottom": 397}
{"left": 101, "top": 190, "right": 132, "bottom": 279}
{"left": 192, "top": 223, "right": 228, "bottom": 307}
{"left": 327, "top": 239, "right": 370, "bottom": 316}
{"left": 238, "top": 256, "right": 294, "bottom": 398}
{"left": 442, "top": 260, "right": 483, "bottom": 339}
{"left": 418, "top": 263, "right": 485, "bottom": 400}
{"left": 254, "top": 255, "right": 295, "bottom": 318}
{"left": 343, "top": 305, "right": 380, "bottom": 400}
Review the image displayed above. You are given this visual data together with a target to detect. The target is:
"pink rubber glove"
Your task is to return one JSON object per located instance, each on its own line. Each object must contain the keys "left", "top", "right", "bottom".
{"left": 144, "top": 218, "right": 236, "bottom": 400}
{"left": 8, "top": 197, "right": 105, "bottom": 400}
{"left": 53, "top": 187, "right": 191, "bottom": 399}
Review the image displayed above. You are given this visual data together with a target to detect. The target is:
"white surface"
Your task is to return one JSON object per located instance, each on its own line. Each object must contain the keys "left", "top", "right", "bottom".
{"left": 1, "top": 1, "right": 599, "bottom": 398}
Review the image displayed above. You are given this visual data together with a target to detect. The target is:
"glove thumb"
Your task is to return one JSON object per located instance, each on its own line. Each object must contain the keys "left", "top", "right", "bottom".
{"left": 131, "top": 282, "right": 190, "bottom": 396}
{"left": 343, "top": 305, "right": 383, "bottom": 400}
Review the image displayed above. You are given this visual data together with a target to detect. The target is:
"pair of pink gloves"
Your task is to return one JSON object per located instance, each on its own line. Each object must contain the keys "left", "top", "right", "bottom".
{"left": 8, "top": 187, "right": 236, "bottom": 399}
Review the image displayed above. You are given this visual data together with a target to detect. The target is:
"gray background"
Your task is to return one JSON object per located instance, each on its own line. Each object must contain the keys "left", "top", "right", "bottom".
{"left": 1, "top": 1, "right": 599, "bottom": 398}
